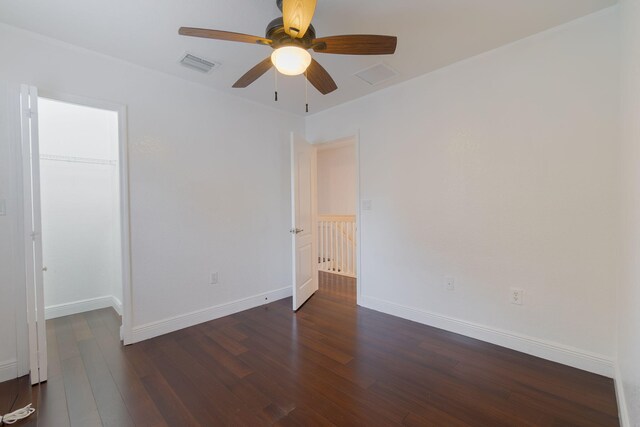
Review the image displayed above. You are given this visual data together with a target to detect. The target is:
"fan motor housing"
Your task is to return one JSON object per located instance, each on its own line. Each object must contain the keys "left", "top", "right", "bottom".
{"left": 266, "top": 17, "right": 316, "bottom": 48}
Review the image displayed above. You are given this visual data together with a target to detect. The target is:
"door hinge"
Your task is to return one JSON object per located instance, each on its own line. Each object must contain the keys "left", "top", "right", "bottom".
{"left": 25, "top": 108, "right": 37, "bottom": 118}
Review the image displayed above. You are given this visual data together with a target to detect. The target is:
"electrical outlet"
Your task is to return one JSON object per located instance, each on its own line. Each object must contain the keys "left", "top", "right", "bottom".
{"left": 510, "top": 288, "right": 524, "bottom": 305}
{"left": 210, "top": 272, "right": 219, "bottom": 285}
{"left": 445, "top": 277, "right": 455, "bottom": 291}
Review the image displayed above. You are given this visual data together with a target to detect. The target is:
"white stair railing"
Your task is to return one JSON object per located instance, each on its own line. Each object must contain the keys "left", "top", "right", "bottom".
{"left": 318, "top": 215, "right": 356, "bottom": 278}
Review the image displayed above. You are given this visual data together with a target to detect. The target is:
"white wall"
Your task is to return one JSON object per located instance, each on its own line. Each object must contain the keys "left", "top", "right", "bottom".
{"left": 38, "top": 98, "right": 122, "bottom": 317}
{"left": 618, "top": 0, "right": 640, "bottom": 425}
{"left": 307, "top": 9, "right": 620, "bottom": 375}
{"left": 0, "top": 23, "right": 302, "bottom": 352}
{"left": 317, "top": 143, "right": 357, "bottom": 215}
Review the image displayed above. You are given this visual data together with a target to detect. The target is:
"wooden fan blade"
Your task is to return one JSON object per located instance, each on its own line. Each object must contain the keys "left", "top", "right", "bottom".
{"left": 179, "top": 27, "right": 272, "bottom": 45}
{"left": 306, "top": 59, "right": 337, "bottom": 95}
{"left": 233, "top": 57, "right": 274, "bottom": 88}
{"left": 312, "top": 35, "right": 397, "bottom": 55}
{"left": 282, "top": 0, "right": 317, "bottom": 39}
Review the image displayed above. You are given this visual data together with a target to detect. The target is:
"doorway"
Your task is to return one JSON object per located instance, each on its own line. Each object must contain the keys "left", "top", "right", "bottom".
{"left": 21, "top": 86, "right": 131, "bottom": 384}
{"left": 39, "top": 97, "right": 124, "bottom": 321}
{"left": 315, "top": 137, "right": 358, "bottom": 303}
{"left": 290, "top": 133, "right": 360, "bottom": 311}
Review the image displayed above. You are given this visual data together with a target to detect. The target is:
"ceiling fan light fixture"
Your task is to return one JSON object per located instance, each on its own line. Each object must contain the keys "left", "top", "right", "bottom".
{"left": 271, "top": 46, "right": 312, "bottom": 76}
{"left": 178, "top": 0, "right": 397, "bottom": 95}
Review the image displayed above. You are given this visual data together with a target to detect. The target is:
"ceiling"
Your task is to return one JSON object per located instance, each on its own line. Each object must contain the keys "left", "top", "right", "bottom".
{"left": 0, "top": 0, "right": 617, "bottom": 115}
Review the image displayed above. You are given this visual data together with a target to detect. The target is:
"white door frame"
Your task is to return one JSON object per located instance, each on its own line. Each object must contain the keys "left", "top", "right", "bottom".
{"left": 12, "top": 84, "right": 30, "bottom": 379}
{"left": 20, "top": 85, "right": 46, "bottom": 384}
{"left": 310, "top": 132, "right": 363, "bottom": 306}
{"left": 31, "top": 89, "right": 134, "bottom": 345}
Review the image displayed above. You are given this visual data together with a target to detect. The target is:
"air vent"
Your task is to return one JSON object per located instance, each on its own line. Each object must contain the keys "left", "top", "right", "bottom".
{"left": 179, "top": 53, "right": 219, "bottom": 73}
{"left": 354, "top": 63, "right": 397, "bottom": 86}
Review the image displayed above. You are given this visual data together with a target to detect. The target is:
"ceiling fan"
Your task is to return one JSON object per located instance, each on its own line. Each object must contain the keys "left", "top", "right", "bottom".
{"left": 178, "top": 0, "right": 398, "bottom": 96}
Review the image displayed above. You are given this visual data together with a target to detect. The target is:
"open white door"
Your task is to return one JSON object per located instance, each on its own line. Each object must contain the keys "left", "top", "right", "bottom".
{"left": 20, "top": 85, "right": 48, "bottom": 384}
{"left": 290, "top": 133, "right": 318, "bottom": 310}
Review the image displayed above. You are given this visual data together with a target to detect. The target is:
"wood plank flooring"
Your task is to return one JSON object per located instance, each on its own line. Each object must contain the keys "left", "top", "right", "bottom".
{"left": 1, "top": 273, "right": 619, "bottom": 426}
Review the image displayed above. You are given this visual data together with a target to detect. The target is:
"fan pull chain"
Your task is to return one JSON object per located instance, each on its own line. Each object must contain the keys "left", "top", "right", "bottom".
{"left": 274, "top": 68, "right": 278, "bottom": 102}
{"left": 305, "top": 72, "right": 309, "bottom": 113}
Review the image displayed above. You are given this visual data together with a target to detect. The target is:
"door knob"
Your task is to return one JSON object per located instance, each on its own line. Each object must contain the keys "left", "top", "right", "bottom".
{"left": 290, "top": 228, "right": 304, "bottom": 234}
{"left": 42, "top": 266, "right": 48, "bottom": 272}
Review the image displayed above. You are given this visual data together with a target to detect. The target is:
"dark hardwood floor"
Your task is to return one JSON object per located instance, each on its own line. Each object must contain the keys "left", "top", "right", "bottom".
{"left": 318, "top": 271, "right": 356, "bottom": 303}
{"left": 2, "top": 272, "right": 619, "bottom": 426}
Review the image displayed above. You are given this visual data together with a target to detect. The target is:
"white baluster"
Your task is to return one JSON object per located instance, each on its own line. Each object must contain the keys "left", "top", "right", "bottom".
{"left": 324, "top": 221, "right": 328, "bottom": 272}
{"left": 325, "top": 220, "right": 329, "bottom": 272}
{"left": 341, "top": 222, "right": 345, "bottom": 274}
{"left": 319, "top": 221, "right": 323, "bottom": 270}
{"left": 349, "top": 223, "right": 353, "bottom": 274}
{"left": 323, "top": 221, "right": 327, "bottom": 271}
{"left": 333, "top": 221, "right": 340, "bottom": 272}
{"left": 338, "top": 221, "right": 342, "bottom": 273}
{"left": 329, "top": 221, "right": 332, "bottom": 272}
{"left": 345, "top": 221, "right": 349, "bottom": 275}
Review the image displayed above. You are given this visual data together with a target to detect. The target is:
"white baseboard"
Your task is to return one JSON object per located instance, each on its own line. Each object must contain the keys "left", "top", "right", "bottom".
{"left": 360, "top": 295, "right": 614, "bottom": 378}
{"left": 111, "top": 296, "right": 123, "bottom": 316}
{"left": 45, "top": 295, "right": 122, "bottom": 320}
{"left": 614, "top": 364, "right": 631, "bottom": 427}
{"left": 0, "top": 359, "right": 17, "bottom": 383}
{"left": 130, "top": 286, "right": 292, "bottom": 344}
